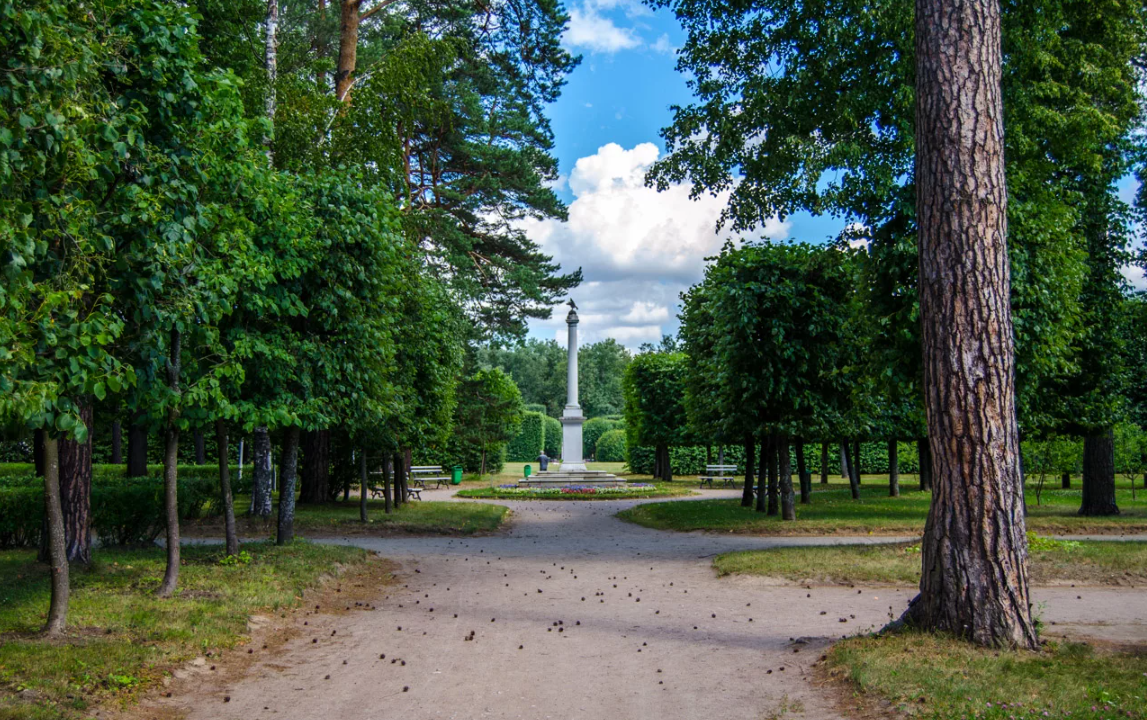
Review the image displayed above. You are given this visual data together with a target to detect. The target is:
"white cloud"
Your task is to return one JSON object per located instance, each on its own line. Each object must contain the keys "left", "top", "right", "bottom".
{"left": 564, "top": 7, "right": 641, "bottom": 53}
{"left": 651, "top": 34, "right": 674, "bottom": 55}
{"left": 1123, "top": 264, "right": 1146, "bottom": 292}
{"left": 523, "top": 142, "right": 791, "bottom": 350}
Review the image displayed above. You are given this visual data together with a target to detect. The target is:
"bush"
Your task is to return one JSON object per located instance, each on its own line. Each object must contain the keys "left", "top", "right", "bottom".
{"left": 525, "top": 403, "right": 547, "bottom": 414}
{"left": 583, "top": 417, "right": 620, "bottom": 459}
{"left": 506, "top": 411, "right": 546, "bottom": 462}
{"left": 595, "top": 429, "right": 627, "bottom": 462}
{"left": 543, "top": 416, "right": 562, "bottom": 457}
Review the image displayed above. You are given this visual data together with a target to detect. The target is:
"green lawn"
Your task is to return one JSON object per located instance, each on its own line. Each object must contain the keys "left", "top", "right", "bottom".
{"left": 826, "top": 631, "right": 1147, "bottom": 720}
{"left": 0, "top": 542, "right": 378, "bottom": 720}
{"left": 714, "top": 538, "right": 1147, "bottom": 586}
{"left": 617, "top": 478, "right": 1147, "bottom": 536}
{"left": 188, "top": 497, "right": 511, "bottom": 537}
{"left": 455, "top": 481, "right": 693, "bottom": 501}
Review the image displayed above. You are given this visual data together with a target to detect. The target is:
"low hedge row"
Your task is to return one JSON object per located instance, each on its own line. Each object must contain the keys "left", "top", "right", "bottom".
{"left": 0, "top": 473, "right": 220, "bottom": 548}
{"left": 624, "top": 442, "right": 923, "bottom": 476}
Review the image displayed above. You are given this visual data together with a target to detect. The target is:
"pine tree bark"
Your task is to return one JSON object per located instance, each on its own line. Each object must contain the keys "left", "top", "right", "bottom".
{"left": 277, "top": 426, "right": 301, "bottom": 544}
{"left": 335, "top": 0, "right": 360, "bottom": 102}
{"left": 917, "top": 437, "right": 933, "bottom": 491}
{"left": 111, "top": 421, "right": 122, "bottom": 465}
{"left": 903, "top": 0, "right": 1037, "bottom": 648}
{"left": 766, "top": 435, "right": 779, "bottom": 516}
{"left": 796, "top": 437, "right": 811, "bottom": 504}
{"left": 299, "top": 429, "right": 331, "bottom": 504}
{"left": 889, "top": 440, "right": 900, "bottom": 497}
{"left": 741, "top": 436, "right": 755, "bottom": 507}
{"left": 359, "top": 449, "right": 369, "bottom": 522}
{"left": 251, "top": 427, "right": 273, "bottom": 518}
{"left": 158, "top": 329, "right": 182, "bottom": 598}
{"left": 779, "top": 434, "right": 795, "bottom": 520}
{"left": 42, "top": 436, "right": 69, "bottom": 635}
{"left": 843, "top": 441, "right": 861, "bottom": 499}
{"left": 1079, "top": 429, "right": 1119, "bottom": 516}
{"left": 820, "top": 441, "right": 829, "bottom": 484}
{"left": 216, "top": 420, "right": 239, "bottom": 558}
{"left": 59, "top": 400, "right": 92, "bottom": 565}
{"left": 127, "top": 416, "right": 148, "bottom": 477}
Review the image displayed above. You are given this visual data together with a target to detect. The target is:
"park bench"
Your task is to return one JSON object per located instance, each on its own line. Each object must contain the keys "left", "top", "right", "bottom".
{"left": 410, "top": 465, "right": 450, "bottom": 490}
{"left": 698, "top": 464, "right": 739, "bottom": 488}
{"left": 365, "top": 470, "right": 425, "bottom": 501}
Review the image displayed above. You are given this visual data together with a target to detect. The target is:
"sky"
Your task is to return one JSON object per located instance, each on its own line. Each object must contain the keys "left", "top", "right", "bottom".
{"left": 523, "top": 0, "right": 1147, "bottom": 350}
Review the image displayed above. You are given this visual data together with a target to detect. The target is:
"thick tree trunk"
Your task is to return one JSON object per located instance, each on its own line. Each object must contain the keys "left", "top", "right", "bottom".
{"left": 59, "top": 400, "right": 92, "bottom": 565}
{"left": 741, "top": 437, "right": 755, "bottom": 507}
{"left": 158, "top": 329, "right": 182, "bottom": 598}
{"left": 111, "top": 421, "right": 122, "bottom": 465}
{"left": 276, "top": 426, "right": 301, "bottom": 544}
{"left": 904, "top": 0, "right": 1037, "bottom": 648}
{"left": 853, "top": 440, "right": 862, "bottom": 484}
{"left": 820, "top": 441, "right": 829, "bottom": 484}
{"left": 889, "top": 440, "right": 900, "bottom": 497}
{"left": 917, "top": 437, "right": 933, "bottom": 491}
{"left": 359, "top": 449, "right": 369, "bottom": 522}
{"left": 194, "top": 430, "right": 206, "bottom": 465}
{"left": 843, "top": 441, "right": 861, "bottom": 499}
{"left": 1061, "top": 472, "right": 1071, "bottom": 489}
{"left": 778, "top": 434, "right": 795, "bottom": 520}
{"left": 251, "top": 427, "right": 273, "bottom": 518}
{"left": 1079, "top": 430, "right": 1119, "bottom": 516}
{"left": 127, "top": 417, "right": 148, "bottom": 477}
{"left": 299, "top": 429, "right": 331, "bottom": 504}
{"left": 216, "top": 420, "right": 239, "bottom": 558}
{"left": 657, "top": 443, "right": 672, "bottom": 482}
{"left": 796, "top": 437, "right": 811, "bottom": 504}
{"left": 42, "top": 436, "right": 69, "bottom": 635}
{"left": 335, "top": 0, "right": 360, "bottom": 102}
{"left": 766, "top": 435, "right": 779, "bottom": 516}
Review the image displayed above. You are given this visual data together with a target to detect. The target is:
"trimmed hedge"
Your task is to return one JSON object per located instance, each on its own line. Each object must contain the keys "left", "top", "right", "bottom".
{"left": 0, "top": 473, "right": 218, "bottom": 548}
{"left": 623, "top": 441, "right": 924, "bottom": 476}
{"left": 595, "top": 429, "right": 626, "bottom": 462}
{"left": 543, "top": 416, "right": 562, "bottom": 457}
{"left": 506, "top": 411, "right": 546, "bottom": 462}
{"left": 583, "top": 417, "right": 621, "bottom": 460}
{"left": 525, "top": 403, "right": 547, "bottom": 414}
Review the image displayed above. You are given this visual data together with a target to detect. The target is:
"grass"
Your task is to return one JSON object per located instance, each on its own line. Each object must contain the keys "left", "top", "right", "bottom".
{"left": 0, "top": 541, "right": 379, "bottom": 720}
{"left": 455, "top": 481, "right": 693, "bottom": 500}
{"left": 617, "top": 477, "right": 1147, "bottom": 536}
{"left": 187, "top": 497, "right": 511, "bottom": 537}
{"left": 826, "top": 631, "right": 1147, "bottom": 719}
{"left": 714, "top": 539, "right": 1147, "bottom": 586}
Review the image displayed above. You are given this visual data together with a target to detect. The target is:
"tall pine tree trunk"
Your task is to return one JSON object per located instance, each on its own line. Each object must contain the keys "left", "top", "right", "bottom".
{"left": 778, "top": 434, "right": 795, "bottom": 520}
{"left": 216, "top": 420, "right": 239, "bottom": 558}
{"left": 335, "top": 0, "right": 360, "bottom": 101}
{"left": 42, "top": 436, "right": 69, "bottom": 635}
{"left": 796, "top": 437, "right": 811, "bottom": 504}
{"left": 917, "top": 437, "right": 933, "bottom": 491}
{"left": 820, "top": 441, "right": 829, "bottom": 484}
{"left": 158, "top": 329, "right": 182, "bottom": 598}
{"left": 111, "top": 421, "right": 122, "bottom": 465}
{"left": 741, "top": 437, "right": 755, "bottom": 507}
{"left": 276, "top": 426, "right": 301, "bottom": 544}
{"left": 889, "top": 440, "right": 900, "bottom": 497}
{"left": 59, "top": 399, "right": 92, "bottom": 565}
{"left": 251, "top": 427, "right": 273, "bottom": 518}
{"left": 905, "top": 0, "right": 1036, "bottom": 648}
{"left": 843, "top": 441, "right": 860, "bottom": 499}
{"left": 1079, "top": 429, "right": 1119, "bottom": 516}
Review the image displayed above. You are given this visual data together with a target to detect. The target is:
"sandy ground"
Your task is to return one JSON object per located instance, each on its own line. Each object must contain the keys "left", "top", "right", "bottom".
{"left": 143, "top": 490, "right": 1147, "bottom": 720}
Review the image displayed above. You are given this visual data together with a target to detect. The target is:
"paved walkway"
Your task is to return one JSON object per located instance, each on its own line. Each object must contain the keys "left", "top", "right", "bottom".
{"left": 159, "top": 490, "right": 1147, "bottom": 720}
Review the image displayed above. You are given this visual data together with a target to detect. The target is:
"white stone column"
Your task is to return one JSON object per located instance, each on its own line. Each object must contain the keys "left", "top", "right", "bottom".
{"left": 567, "top": 318, "right": 579, "bottom": 408}
{"left": 560, "top": 307, "right": 586, "bottom": 472}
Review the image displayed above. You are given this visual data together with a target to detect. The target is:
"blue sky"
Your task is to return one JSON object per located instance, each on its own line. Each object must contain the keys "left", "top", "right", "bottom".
{"left": 523, "top": 0, "right": 1146, "bottom": 349}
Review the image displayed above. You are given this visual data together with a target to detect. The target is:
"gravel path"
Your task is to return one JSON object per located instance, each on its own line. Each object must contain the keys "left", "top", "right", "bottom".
{"left": 157, "top": 490, "right": 1147, "bottom": 720}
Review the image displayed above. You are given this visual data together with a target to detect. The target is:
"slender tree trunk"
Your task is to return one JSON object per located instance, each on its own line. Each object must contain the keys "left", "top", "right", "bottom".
{"left": 741, "top": 436, "right": 755, "bottom": 507}
{"left": 657, "top": 443, "right": 672, "bottom": 482}
{"left": 251, "top": 427, "right": 273, "bottom": 518}
{"left": 717, "top": 446, "right": 725, "bottom": 465}
{"left": 158, "top": 329, "right": 182, "bottom": 598}
{"left": 1061, "top": 472, "right": 1071, "bottom": 489}
{"left": 840, "top": 442, "right": 849, "bottom": 479}
{"left": 276, "top": 426, "right": 301, "bottom": 544}
{"left": 843, "top": 441, "right": 861, "bottom": 499}
{"left": 393, "top": 453, "right": 407, "bottom": 507}
{"left": 359, "top": 449, "right": 369, "bottom": 522}
{"left": 36, "top": 429, "right": 49, "bottom": 564}
{"left": 706, "top": 446, "right": 713, "bottom": 466}
{"left": 1079, "top": 429, "right": 1119, "bottom": 516}
{"left": 59, "top": 400, "right": 92, "bottom": 565}
{"left": 853, "top": 440, "right": 862, "bottom": 484}
{"left": 917, "top": 437, "right": 933, "bottom": 491}
{"left": 820, "top": 441, "right": 829, "bottom": 484}
{"left": 111, "top": 421, "right": 122, "bottom": 465}
{"left": 767, "top": 435, "right": 779, "bottom": 516}
{"left": 264, "top": 0, "right": 279, "bottom": 160}
{"left": 194, "top": 430, "right": 206, "bottom": 465}
{"left": 127, "top": 416, "right": 148, "bottom": 477}
{"left": 216, "top": 420, "right": 239, "bottom": 558}
{"left": 755, "top": 435, "right": 767, "bottom": 512}
{"left": 42, "top": 436, "right": 69, "bottom": 635}
{"left": 779, "top": 434, "right": 795, "bottom": 520}
{"left": 796, "top": 437, "right": 811, "bottom": 504}
{"left": 383, "top": 454, "right": 393, "bottom": 513}
{"left": 889, "top": 440, "right": 900, "bottom": 497}
{"left": 299, "top": 429, "right": 330, "bottom": 504}
{"left": 903, "top": 0, "right": 1037, "bottom": 648}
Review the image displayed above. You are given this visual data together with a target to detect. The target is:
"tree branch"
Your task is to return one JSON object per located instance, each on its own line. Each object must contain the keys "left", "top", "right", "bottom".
{"left": 358, "top": 0, "right": 401, "bottom": 23}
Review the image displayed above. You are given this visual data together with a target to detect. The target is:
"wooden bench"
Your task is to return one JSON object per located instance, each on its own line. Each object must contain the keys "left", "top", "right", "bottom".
{"left": 698, "top": 464, "right": 739, "bottom": 488}
{"left": 366, "top": 470, "right": 426, "bottom": 500}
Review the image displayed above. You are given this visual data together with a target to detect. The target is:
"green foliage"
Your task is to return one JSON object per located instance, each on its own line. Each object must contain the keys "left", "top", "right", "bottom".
{"left": 543, "top": 415, "right": 562, "bottom": 457}
{"left": 594, "top": 429, "right": 627, "bottom": 463}
{"left": 506, "top": 411, "right": 546, "bottom": 462}
{"left": 623, "top": 352, "right": 689, "bottom": 448}
{"left": 478, "top": 339, "right": 631, "bottom": 418}
{"left": 450, "top": 368, "right": 524, "bottom": 474}
{"left": 583, "top": 417, "right": 620, "bottom": 460}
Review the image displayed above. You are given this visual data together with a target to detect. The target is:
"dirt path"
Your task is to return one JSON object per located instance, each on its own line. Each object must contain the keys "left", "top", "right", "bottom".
{"left": 150, "top": 491, "right": 1147, "bottom": 720}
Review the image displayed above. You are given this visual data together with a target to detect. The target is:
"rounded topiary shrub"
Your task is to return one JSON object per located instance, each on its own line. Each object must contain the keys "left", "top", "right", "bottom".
{"left": 543, "top": 415, "right": 562, "bottom": 457}
{"left": 506, "top": 411, "right": 546, "bottom": 462}
{"left": 582, "top": 417, "right": 619, "bottom": 460}
{"left": 595, "top": 429, "right": 627, "bottom": 462}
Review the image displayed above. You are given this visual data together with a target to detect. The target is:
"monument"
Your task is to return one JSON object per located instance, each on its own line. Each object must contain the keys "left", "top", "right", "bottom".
{"left": 519, "top": 300, "right": 622, "bottom": 487}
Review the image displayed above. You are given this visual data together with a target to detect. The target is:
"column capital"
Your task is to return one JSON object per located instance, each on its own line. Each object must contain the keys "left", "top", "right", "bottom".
{"left": 566, "top": 308, "right": 579, "bottom": 324}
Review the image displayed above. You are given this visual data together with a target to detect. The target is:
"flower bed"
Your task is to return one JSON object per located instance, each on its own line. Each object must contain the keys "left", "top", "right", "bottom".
{"left": 454, "top": 483, "right": 694, "bottom": 500}
{"left": 497, "top": 483, "right": 657, "bottom": 496}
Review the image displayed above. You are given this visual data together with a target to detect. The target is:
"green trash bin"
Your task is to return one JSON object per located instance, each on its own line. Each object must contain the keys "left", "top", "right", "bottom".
{"left": 523, "top": 464, "right": 532, "bottom": 479}
{"left": 451, "top": 466, "right": 463, "bottom": 485}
